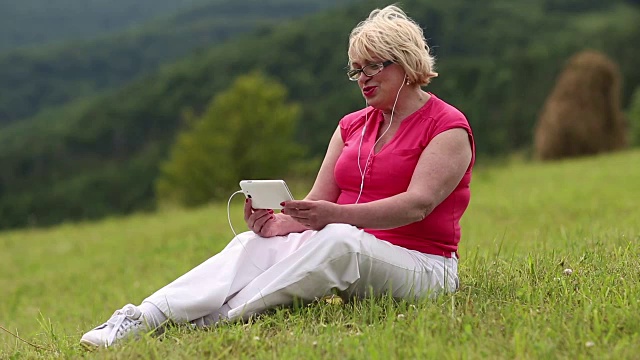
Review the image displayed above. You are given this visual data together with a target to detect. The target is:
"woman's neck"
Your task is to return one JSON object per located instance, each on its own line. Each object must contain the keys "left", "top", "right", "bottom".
{"left": 381, "top": 87, "right": 430, "bottom": 122}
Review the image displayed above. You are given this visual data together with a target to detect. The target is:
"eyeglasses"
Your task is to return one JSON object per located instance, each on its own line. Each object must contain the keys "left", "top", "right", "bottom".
{"left": 347, "top": 60, "right": 393, "bottom": 81}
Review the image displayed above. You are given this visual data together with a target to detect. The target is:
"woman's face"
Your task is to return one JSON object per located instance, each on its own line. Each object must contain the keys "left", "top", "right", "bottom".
{"left": 351, "top": 57, "right": 406, "bottom": 111}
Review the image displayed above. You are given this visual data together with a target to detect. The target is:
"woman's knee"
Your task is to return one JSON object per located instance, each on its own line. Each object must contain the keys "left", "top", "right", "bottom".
{"left": 314, "top": 223, "right": 364, "bottom": 252}
{"left": 226, "top": 231, "right": 260, "bottom": 251}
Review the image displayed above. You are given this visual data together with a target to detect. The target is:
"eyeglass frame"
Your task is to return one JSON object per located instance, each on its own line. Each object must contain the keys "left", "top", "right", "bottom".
{"left": 347, "top": 60, "right": 394, "bottom": 81}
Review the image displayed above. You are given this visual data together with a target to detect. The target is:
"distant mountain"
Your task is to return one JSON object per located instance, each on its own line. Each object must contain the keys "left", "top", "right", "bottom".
{"left": 0, "top": 0, "right": 638, "bottom": 230}
{"left": 0, "top": 0, "right": 352, "bottom": 124}
{"left": 0, "top": 0, "right": 211, "bottom": 52}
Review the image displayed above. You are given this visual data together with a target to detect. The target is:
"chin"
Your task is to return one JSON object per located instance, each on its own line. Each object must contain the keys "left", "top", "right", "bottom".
{"left": 367, "top": 100, "right": 390, "bottom": 111}
{"left": 365, "top": 97, "right": 381, "bottom": 108}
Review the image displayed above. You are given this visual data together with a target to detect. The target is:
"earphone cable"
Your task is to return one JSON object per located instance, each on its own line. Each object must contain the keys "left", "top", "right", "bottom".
{"left": 355, "top": 78, "right": 406, "bottom": 203}
{"left": 227, "top": 190, "right": 267, "bottom": 272}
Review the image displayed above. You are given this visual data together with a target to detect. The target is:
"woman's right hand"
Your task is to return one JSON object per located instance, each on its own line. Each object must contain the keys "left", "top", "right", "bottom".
{"left": 244, "top": 198, "right": 281, "bottom": 237}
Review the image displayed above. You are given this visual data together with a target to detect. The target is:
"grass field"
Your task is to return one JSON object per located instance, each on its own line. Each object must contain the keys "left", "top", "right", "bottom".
{"left": 1, "top": 149, "right": 639, "bottom": 359}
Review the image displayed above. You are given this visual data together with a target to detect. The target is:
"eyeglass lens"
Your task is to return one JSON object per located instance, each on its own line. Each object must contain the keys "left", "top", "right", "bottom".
{"left": 348, "top": 63, "right": 383, "bottom": 80}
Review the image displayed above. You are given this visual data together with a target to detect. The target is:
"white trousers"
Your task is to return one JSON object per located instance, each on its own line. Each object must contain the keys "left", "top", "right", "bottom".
{"left": 144, "top": 224, "right": 458, "bottom": 326}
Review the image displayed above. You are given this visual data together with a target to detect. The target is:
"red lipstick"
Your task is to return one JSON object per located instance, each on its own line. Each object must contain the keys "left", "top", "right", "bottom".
{"left": 363, "top": 86, "right": 377, "bottom": 97}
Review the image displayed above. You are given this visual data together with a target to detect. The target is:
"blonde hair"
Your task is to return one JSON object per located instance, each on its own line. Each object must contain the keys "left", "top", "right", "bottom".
{"left": 348, "top": 5, "right": 438, "bottom": 85}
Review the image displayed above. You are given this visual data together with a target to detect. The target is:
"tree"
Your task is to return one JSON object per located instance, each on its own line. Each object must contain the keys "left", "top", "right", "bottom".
{"left": 156, "top": 72, "right": 303, "bottom": 206}
{"left": 628, "top": 87, "right": 640, "bottom": 147}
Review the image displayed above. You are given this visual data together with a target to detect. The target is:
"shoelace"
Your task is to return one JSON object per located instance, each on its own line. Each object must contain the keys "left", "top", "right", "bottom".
{"left": 105, "top": 304, "right": 143, "bottom": 346}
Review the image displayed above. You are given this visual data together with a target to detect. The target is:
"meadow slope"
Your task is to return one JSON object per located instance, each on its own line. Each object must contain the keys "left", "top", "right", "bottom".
{"left": 1, "top": 149, "right": 639, "bottom": 359}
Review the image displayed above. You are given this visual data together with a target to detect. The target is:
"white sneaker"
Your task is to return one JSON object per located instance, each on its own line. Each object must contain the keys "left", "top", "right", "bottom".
{"left": 80, "top": 304, "right": 149, "bottom": 348}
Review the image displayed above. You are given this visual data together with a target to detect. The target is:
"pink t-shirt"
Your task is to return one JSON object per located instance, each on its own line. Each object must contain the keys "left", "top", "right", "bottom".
{"left": 334, "top": 94, "right": 475, "bottom": 257}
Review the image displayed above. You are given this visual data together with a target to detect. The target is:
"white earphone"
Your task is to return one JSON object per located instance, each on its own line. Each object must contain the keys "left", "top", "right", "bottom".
{"left": 354, "top": 75, "right": 407, "bottom": 203}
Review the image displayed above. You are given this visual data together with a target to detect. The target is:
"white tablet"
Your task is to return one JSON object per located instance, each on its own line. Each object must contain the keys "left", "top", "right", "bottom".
{"left": 239, "top": 180, "right": 294, "bottom": 209}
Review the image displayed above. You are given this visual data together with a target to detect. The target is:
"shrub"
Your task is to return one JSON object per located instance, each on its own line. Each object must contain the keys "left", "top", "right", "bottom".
{"left": 156, "top": 72, "right": 303, "bottom": 206}
{"left": 627, "top": 87, "right": 640, "bottom": 147}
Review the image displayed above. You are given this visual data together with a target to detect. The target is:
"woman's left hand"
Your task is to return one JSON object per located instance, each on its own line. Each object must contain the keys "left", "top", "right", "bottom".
{"left": 281, "top": 200, "right": 339, "bottom": 230}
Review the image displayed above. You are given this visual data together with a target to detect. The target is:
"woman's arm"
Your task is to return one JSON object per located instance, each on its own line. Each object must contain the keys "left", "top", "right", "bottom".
{"left": 304, "top": 126, "right": 344, "bottom": 202}
{"left": 245, "top": 126, "right": 344, "bottom": 236}
{"left": 283, "top": 128, "right": 472, "bottom": 230}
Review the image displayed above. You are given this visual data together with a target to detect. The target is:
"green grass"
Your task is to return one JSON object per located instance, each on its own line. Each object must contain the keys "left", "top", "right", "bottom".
{"left": 1, "top": 149, "right": 639, "bottom": 359}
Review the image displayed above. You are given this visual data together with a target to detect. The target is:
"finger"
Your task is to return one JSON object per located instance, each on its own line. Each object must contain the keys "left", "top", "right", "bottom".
{"left": 244, "top": 197, "right": 253, "bottom": 222}
{"left": 251, "top": 211, "right": 271, "bottom": 229}
{"left": 288, "top": 215, "right": 309, "bottom": 226}
{"left": 283, "top": 207, "right": 310, "bottom": 220}
{"left": 289, "top": 216, "right": 310, "bottom": 228}
{"left": 247, "top": 208, "right": 269, "bottom": 229}
{"left": 256, "top": 215, "right": 276, "bottom": 235}
{"left": 255, "top": 213, "right": 275, "bottom": 232}
{"left": 283, "top": 200, "right": 312, "bottom": 211}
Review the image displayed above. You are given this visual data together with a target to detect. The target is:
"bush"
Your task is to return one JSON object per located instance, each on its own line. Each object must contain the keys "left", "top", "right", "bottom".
{"left": 156, "top": 72, "right": 303, "bottom": 206}
{"left": 627, "top": 87, "right": 640, "bottom": 147}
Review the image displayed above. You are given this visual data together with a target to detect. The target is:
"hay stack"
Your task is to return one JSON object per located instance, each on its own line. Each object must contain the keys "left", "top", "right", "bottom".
{"left": 533, "top": 50, "right": 627, "bottom": 160}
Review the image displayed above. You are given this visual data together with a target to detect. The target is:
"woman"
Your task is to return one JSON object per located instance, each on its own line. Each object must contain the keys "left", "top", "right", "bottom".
{"left": 81, "top": 5, "right": 474, "bottom": 348}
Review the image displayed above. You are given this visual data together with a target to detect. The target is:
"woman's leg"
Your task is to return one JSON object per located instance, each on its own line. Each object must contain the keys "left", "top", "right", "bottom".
{"left": 219, "top": 224, "right": 458, "bottom": 321}
{"left": 82, "top": 224, "right": 457, "bottom": 347}
{"left": 142, "top": 229, "right": 319, "bottom": 323}
{"left": 81, "top": 230, "right": 315, "bottom": 347}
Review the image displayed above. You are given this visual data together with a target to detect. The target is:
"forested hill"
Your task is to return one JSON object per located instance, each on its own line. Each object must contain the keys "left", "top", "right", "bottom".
{"left": 0, "top": 0, "right": 351, "bottom": 124}
{"left": 0, "top": 0, "right": 208, "bottom": 52}
{"left": 0, "top": 0, "right": 638, "bottom": 230}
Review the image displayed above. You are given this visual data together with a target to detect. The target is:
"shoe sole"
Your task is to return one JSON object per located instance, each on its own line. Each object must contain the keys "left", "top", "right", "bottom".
{"left": 79, "top": 338, "right": 100, "bottom": 350}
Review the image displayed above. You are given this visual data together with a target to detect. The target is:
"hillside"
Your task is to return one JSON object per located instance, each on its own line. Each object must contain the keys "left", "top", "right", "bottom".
{"left": 1, "top": 149, "right": 639, "bottom": 358}
{"left": 0, "top": 0, "right": 208, "bottom": 52}
{"left": 0, "top": 0, "right": 639, "bottom": 230}
{"left": 0, "top": 0, "right": 352, "bottom": 124}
